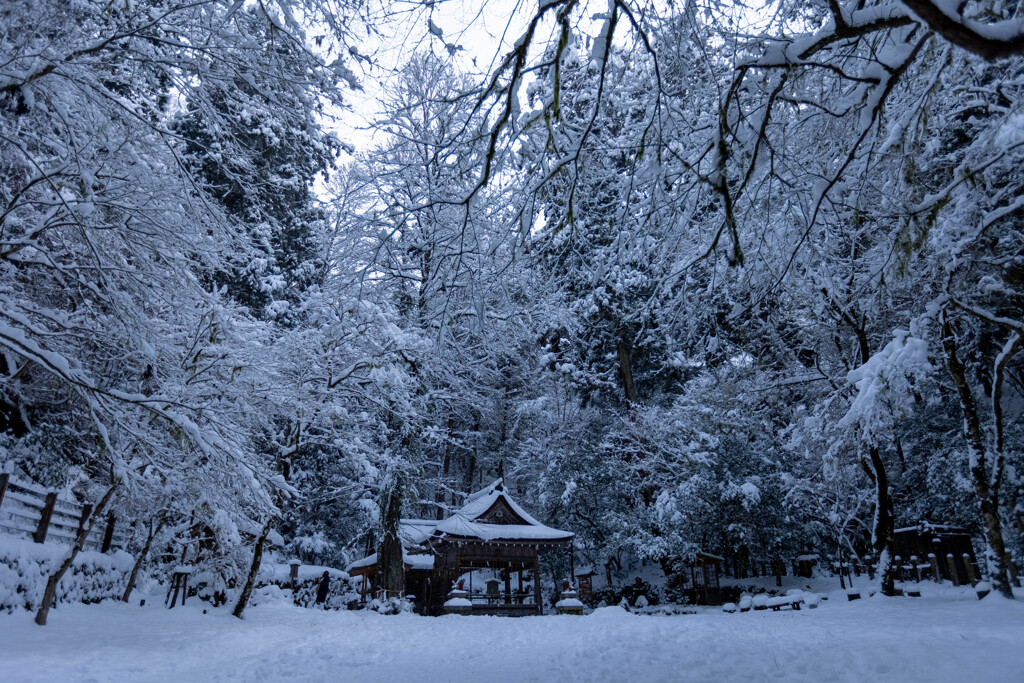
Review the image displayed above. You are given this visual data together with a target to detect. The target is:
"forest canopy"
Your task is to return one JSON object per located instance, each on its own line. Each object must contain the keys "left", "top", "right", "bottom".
{"left": 1, "top": 0, "right": 1022, "bottom": 621}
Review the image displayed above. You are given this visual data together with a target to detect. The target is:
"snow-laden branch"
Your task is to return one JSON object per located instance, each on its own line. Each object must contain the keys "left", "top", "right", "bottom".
{"left": 901, "top": 0, "right": 1024, "bottom": 60}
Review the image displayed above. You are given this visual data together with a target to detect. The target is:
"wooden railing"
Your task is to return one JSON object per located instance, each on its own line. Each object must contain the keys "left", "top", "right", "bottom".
{"left": 467, "top": 591, "right": 537, "bottom": 606}
{"left": 0, "top": 473, "right": 128, "bottom": 552}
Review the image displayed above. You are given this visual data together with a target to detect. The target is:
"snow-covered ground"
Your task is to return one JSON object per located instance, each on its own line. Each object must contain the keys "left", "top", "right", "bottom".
{"left": 2, "top": 585, "right": 1022, "bottom": 682}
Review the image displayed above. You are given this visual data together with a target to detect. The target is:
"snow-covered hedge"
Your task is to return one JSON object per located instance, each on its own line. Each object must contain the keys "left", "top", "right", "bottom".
{"left": 260, "top": 562, "right": 358, "bottom": 610}
{"left": 289, "top": 573, "right": 360, "bottom": 610}
{"left": 0, "top": 536, "right": 134, "bottom": 612}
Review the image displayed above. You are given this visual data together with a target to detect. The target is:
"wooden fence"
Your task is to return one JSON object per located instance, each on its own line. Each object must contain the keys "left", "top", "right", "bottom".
{"left": 0, "top": 473, "right": 128, "bottom": 552}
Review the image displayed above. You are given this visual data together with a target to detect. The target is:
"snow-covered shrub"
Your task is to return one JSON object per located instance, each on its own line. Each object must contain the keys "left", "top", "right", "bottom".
{"left": 291, "top": 575, "right": 359, "bottom": 610}
{"left": 247, "top": 584, "right": 292, "bottom": 608}
{"left": 189, "top": 567, "right": 230, "bottom": 607}
{"left": 263, "top": 563, "right": 358, "bottom": 610}
{"left": 369, "top": 595, "right": 412, "bottom": 615}
{"left": 593, "top": 579, "right": 662, "bottom": 609}
{"left": 0, "top": 536, "right": 133, "bottom": 612}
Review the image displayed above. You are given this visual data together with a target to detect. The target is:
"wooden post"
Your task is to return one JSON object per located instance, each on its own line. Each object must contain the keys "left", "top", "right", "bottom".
{"left": 533, "top": 558, "right": 541, "bottom": 615}
{"left": 962, "top": 554, "right": 977, "bottom": 585}
{"left": 101, "top": 514, "right": 116, "bottom": 553}
{"left": 77, "top": 503, "right": 94, "bottom": 543}
{"left": 0, "top": 472, "right": 9, "bottom": 510}
{"left": 946, "top": 554, "right": 959, "bottom": 586}
{"left": 894, "top": 556, "right": 903, "bottom": 582}
{"left": 928, "top": 553, "right": 941, "bottom": 582}
{"left": 34, "top": 492, "right": 57, "bottom": 543}
{"left": 911, "top": 556, "right": 921, "bottom": 583}
{"left": 290, "top": 562, "right": 300, "bottom": 591}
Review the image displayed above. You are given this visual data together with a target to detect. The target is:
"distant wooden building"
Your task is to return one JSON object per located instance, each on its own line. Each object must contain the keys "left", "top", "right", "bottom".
{"left": 894, "top": 523, "right": 979, "bottom": 585}
{"left": 347, "top": 480, "right": 574, "bottom": 616}
{"left": 662, "top": 552, "right": 723, "bottom": 605}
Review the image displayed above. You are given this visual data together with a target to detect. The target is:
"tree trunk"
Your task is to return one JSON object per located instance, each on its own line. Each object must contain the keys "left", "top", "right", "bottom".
{"left": 941, "top": 313, "right": 1013, "bottom": 598}
{"left": 233, "top": 517, "right": 274, "bottom": 619}
{"left": 378, "top": 480, "right": 405, "bottom": 600}
{"left": 34, "top": 482, "right": 118, "bottom": 625}
{"left": 122, "top": 517, "right": 164, "bottom": 603}
{"left": 868, "top": 446, "right": 897, "bottom": 596}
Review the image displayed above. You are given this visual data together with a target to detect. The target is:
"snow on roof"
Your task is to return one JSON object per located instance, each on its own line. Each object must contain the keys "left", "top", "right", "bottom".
{"left": 895, "top": 523, "right": 969, "bottom": 535}
{"left": 400, "top": 519, "right": 439, "bottom": 545}
{"left": 237, "top": 519, "right": 284, "bottom": 547}
{"left": 431, "top": 479, "right": 573, "bottom": 543}
{"left": 346, "top": 550, "right": 435, "bottom": 574}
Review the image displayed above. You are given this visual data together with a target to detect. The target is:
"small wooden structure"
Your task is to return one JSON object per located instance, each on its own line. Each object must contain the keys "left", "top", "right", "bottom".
{"left": 348, "top": 480, "right": 573, "bottom": 616}
{"left": 673, "top": 553, "right": 723, "bottom": 605}
{"left": 894, "top": 523, "right": 978, "bottom": 585}
{"left": 165, "top": 566, "right": 193, "bottom": 608}
{"left": 575, "top": 567, "right": 597, "bottom": 602}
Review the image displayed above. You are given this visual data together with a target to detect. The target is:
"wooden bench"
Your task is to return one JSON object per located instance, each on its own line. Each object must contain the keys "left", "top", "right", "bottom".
{"left": 767, "top": 596, "right": 802, "bottom": 611}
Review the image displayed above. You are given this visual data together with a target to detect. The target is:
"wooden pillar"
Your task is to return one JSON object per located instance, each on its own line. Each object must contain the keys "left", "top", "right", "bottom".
{"left": 34, "top": 492, "right": 57, "bottom": 543}
{"left": 101, "top": 514, "right": 116, "bottom": 553}
{"left": 533, "top": 557, "right": 541, "bottom": 615}
{"left": 946, "top": 554, "right": 959, "bottom": 586}
{"left": 569, "top": 543, "right": 575, "bottom": 584}
{"left": 0, "top": 472, "right": 9, "bottom": 510}
{"left": 503, "top": 567, "right": 512, "bottom": 605}
{"left": 962, "top": 554, "right": 976, "bottom": 585}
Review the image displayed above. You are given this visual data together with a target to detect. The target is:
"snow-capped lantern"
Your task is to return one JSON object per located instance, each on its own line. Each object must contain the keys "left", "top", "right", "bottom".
{"left": 556, "top": 580, "right": 584, "bottom": 615}
{"left": 444, "top": 578, "right": 471, "bottom": 615}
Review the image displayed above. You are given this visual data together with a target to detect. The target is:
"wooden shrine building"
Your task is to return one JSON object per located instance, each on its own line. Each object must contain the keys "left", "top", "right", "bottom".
{"left": 894, "top": 523, "right": 979, "bottom": 585}
{"left": 347, "top": 480, "right": 574, "bottom": 616}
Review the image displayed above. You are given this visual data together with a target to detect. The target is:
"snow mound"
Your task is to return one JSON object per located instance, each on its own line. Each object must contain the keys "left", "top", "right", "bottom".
{"left": 589, "top": 604, "right": 633, "bottom": 619}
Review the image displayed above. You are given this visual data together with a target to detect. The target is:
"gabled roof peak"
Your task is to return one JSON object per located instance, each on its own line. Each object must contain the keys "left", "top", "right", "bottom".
{"left": 431, "top": 479, "right": 573, "bottom": 542}
{"left": 464, "top": 478, "right": 504, "bottom": 504}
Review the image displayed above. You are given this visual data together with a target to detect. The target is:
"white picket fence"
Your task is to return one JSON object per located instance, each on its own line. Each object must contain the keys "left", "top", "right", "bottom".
{"left": 0, "top": 473, "right": 127, "bottom": 552}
